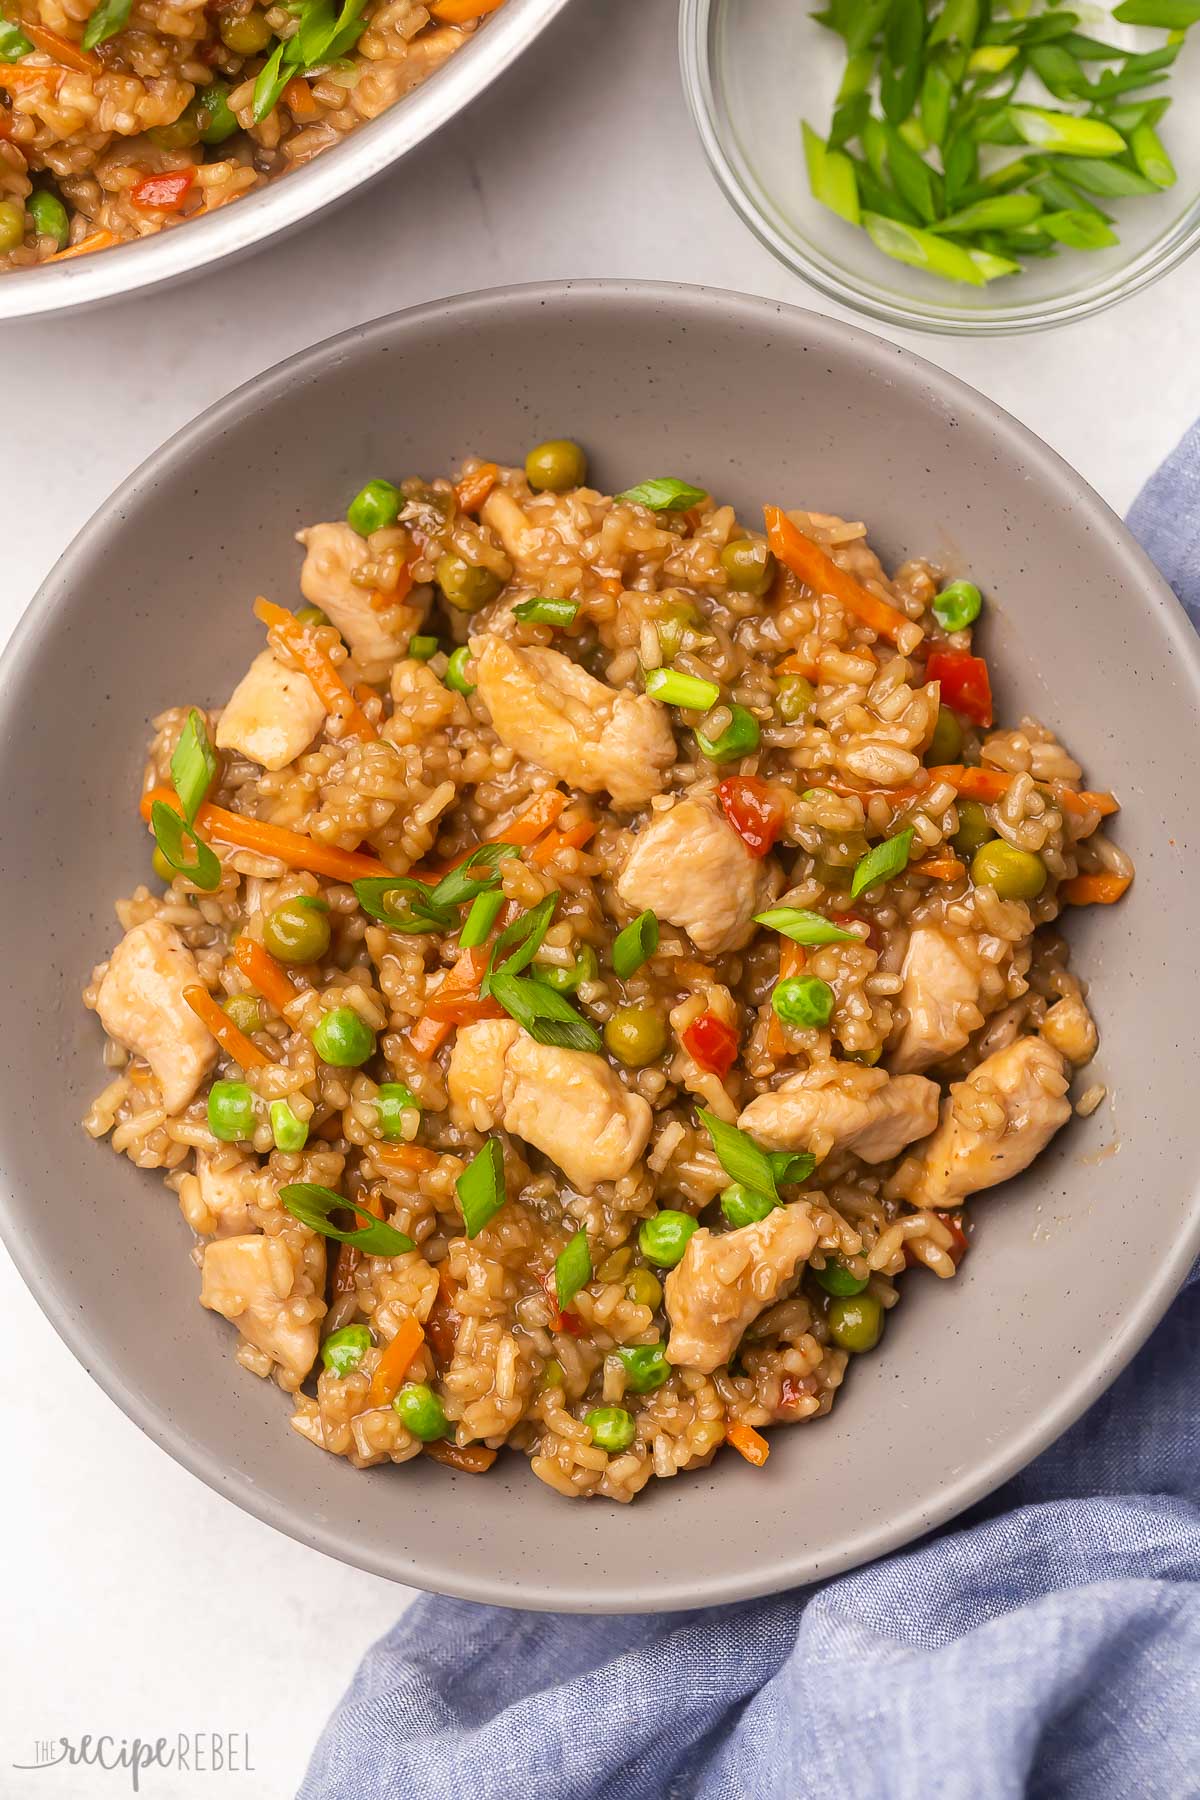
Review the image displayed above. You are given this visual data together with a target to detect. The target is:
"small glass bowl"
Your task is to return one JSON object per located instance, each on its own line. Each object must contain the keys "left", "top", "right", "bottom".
{"left": 680, "top": 0, "right": 1200, "bottom": 336}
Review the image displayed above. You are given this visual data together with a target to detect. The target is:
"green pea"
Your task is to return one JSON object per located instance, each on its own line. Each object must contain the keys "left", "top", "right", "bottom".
{"left": 772, "top": 974, "right": 834, "bottom": 1030}
{"left": 638, "top": 1210, "right": 698, "bottom": 1269}
{"left": 152, "top": 846, "right": 175, "bottom": 884}
{"left": 219, "top": 8, "right": 273, "bottom": 53}
{"left": 617, "top": 1343, "right": 671, "bottom": 1394}
{"left": 525, "top": 439, "right": 587, "bottom": 493}
{"left": 813, "top": 1258, "right": 869, "bottom": 1297}
{"left": 720, "top": 538, "right": 777, "bottom": 596}
{"left": 148, "top": 104, "right": 203, "bottom": 151}
{"left": 695, "top": 703, "right": 761, "bottom": 763}
{"left": 720, "top": 1183, "right": 778, "bottom": 1228}
{"left": 933, "top": 580, "right": 983, "bottom": 633}
{"left": 393, "top": 1382, "right": 449, "bottom": 1442}
{"left": 437, "top": 552, "right": 504, "bottom": 613}
{"left": 604, "top": 1005, "right": 667, "bottom": 1068}
{"left": 585, "top": 1405, "right": 636, "bottom": 1452}
{"left": 926, "top": 705, "right": 964, "bottom": 767}
{"left": 444, "top": 645, "right": 476, "bottom": 695}
{"left": 269, "top": 1098, "right": 308, "bottom": 1152}
{"left": 777, "top": 673, "right": 817, "bottom": 722}
{"left": 538, "top": 944, "right": 599, "bottom": 994}
{"left": 407, "top": 635, "right": 439, "bottom": 662}
{"left": 655, "top": 601, "right": 698, "bottom": 661}
{"left": 0, "top": 199, "right": 25, "bottom": 255}
{"left": 295, "top": 604, "right": 329, "bottom": 629}
{"left": 224, "top": 993, "right": 263, "bottom": 1036}
{"left": 312, "top": 1006, "right": 376, "bottom": 1068}
{"left": 626, "top": 1267, "right": 663, "bottom": 1310}
{"left": 540, "top": 1356, "right": 565, "bottom": 1391}
{"left": 347, "top": 478, "right": 402, "bottom": 537}
{"left": 597, "top": 1246, "right": 634, "bottom": 1282}
{"left": 376, "top": 1082, "right": 420, "bottom": 1140}
{"left": 951, "top": 799, "right": 994, "bottom": 857}
{"left": 27, "top": 190, "right": 69, "bottom": 250}
{"left": 812, "top": 856, "right": 852, "bottom": 891}
{"left": 828, "top": 1292, "right": 884, "bottom": 1353}
{"left": 207, "top": 1080, "right": 255, "bottom": 1143}
{"left": 971, "top": 839, "right": 1047, "bottom": 901}
{"left": 195, "top": 82, "right": 239, "bottom": 145}
{"left": 321, "top": 1323, "right": 371, "bottom": 1377}
{"left": 263, "top": 897, "right": 332, "bottom": 965}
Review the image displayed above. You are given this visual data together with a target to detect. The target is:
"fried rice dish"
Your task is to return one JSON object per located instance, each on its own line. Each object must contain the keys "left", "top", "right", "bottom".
{"left": 83, "top": 441, "right": 1132, "bottom": 1501}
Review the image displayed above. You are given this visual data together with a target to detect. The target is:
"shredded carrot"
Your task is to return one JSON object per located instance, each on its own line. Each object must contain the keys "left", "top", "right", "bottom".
{"left": 140, "top": 784, "right": 392, "bottom": 882}
{"left": 49, "top": 227, "right": 117, "bottom": 259}
{"left": 928, "top": 766, "right": 1119, "bottom": 819}
{"left": 727, "top": 1422, "right": 770, "bottom": 1467}
{"left": 455, "top": 462, "right": 499, "bottom": 513}
{"left": 183, "top": 984, "right": 272, "bottom": 1069}
{"left": 674, "top": 958, "right": 716, "bottom": 984}
{"left": 369, "top": 560, "right": 416, "bottom": 611}
{"left": 423, "top": 788, "right": 567, "bottom": 878}
{"left": 775, "top": 651, "right": 821, "bottom": 683}
{"left": 530, "top": 820, "right": 596, "bottom": 865}
{"left": 22, "top": 22, "right": 99, "bottom": 72}
{"left": 232, "top": 935, "right": 300, "bottom": 1015}
{"left": 430, "top": 0, "right": 504, "bottom": 18}
{"left": 408, "top": 1015, "right": 453, "bottom": 1060}
{"left": 765, "top": 506, "right": 910, "bottom": 645}
{"left": 408, "top": 943, "right": 494, "bottom": 1055}
{"left": 424, "top": 1440, "right": 497, "bottom": 1473}
{"left": 254, "top": 597, "right": 377, "bottom": 742}
{"left": 281, "top": 74, "right": 320, "bottom": 119}
{"left": 0, "top": 61, "right": 67, "bottom": 89}
{"left": 917, "top": 855, "right": 966, "bottom": 881}
{"left": 373, "top": 1142, "right": 441, "bottom": 1173}
{"left": 767, "top": 940, "right": 807, "bottom": 1058}
{"left": 367, "top": 1315, "right": 425, "bottom": 1408}
{"left": 1059, "top": 872, "right": 1132, "bottom": 906}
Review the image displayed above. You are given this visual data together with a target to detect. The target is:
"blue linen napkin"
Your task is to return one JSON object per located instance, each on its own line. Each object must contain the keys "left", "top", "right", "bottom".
{"left": 300, "top": 431, "right": 1200, "bottom": 1800}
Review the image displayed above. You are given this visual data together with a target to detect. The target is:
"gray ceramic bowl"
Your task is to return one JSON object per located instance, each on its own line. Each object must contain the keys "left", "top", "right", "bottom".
{"left": 2, "top": 282, "right": 1198, "bottom": 1612}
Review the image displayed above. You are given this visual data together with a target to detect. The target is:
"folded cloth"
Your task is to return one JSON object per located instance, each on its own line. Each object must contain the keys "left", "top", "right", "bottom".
{"left": 300, "top": 432, "right": 1200, "bottom": 1800}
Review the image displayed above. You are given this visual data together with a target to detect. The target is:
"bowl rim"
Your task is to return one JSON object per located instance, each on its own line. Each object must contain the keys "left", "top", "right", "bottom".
{"left": 678, "top": 0, "right": 1200, "bottom": 338}
{"left": 0, "top": 0, "right": 572, "bottom": 325}
{"left": 4, "top": 279, "right": 1200, "bottom": 1610}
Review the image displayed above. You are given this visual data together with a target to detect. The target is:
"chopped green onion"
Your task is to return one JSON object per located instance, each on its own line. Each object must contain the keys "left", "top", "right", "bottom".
{"left": 802, "top": 122, "right": 862, "bottom": 224}
{"left": 352, "top": 875, "right": 451, "bottom": 933}
{"left": 455, "top": 1139, "right": 505, "bottom": 1238}
{"left": 933, "top": 194, "right": 1043, "bottom": 236}
{"left": 375, "top": 1082, "right": 420, "bottom": 1140}
{"left": 863, "top": 213, "right": 987, "bottom": 286}
{"left": 151, "top": 801, "right": 221, "bottom": 892}
{"left": 967, "top": 43, "right": 1019, "bottom": 75}
{"left": 488, "top": 970, "right": 602, "bottom": 1053}
{"left": 932, "top": 580, "right": 983, "bottom": 631}
{"left": 612, "top": 909, "right": 659, "bottom": 980}
{"left": 483, "top": 891, "right": 560, "bottom": 990}
{"left": 460, "top": 888, "right": 505, "bottom": 949}
{"left": 0, "top": 14, "right": 34, "bottom": 55}
{"left": 513, "top": 597, "right": 580, "bottom": 628}
{"left": 252, "top": 39, "right": 290, "bottom": 124}
{"left": 753, "top": 907, "right": 858, "bottom": 947}
{"left": 616, "top": 479, "right": 708, "bottom": 513}
{"left": 269, "top": 1099, "right": 309, "bottom": 1152}
{"left": 427, "top": 841, "right": 519, "bottom": 914}
{"left": 554, "top": 1229, "right": 592, "bottom": 1312}
{"left": 82, "top": 0, "right": 132, "bottom": 49}
{"left": 1053, "top": 158, "right": 1159, "bottom": 198}
{"left": 643, "top": 667, "right": 721, "bottom": 712}
{"left": 408, "top": 635, "right": 439, "bottom": 661}
{"left": 1009, "top": 107, "right": 1126, "bottom": 158}
{"left": 1039, "top": 210, "right": 1120, "bottom": 249}
{"left": 444, "top": 645, "right": 475, "bottom": 696}
{"left": 279, "top": 1182, "right": 414, "bottom": 1255}
{"left": 699, "top": 1111, "right": 785, "bottom": 1203}
{"left": 1112, "top": 0, "right": 1200, "bottom": 22}
{"left": 1130, "top": 122, "right": 1177, "bottom": 189}
{"left": 170, "top": 709, "right": 217, "bottom": 826}
{"left": 694, "top": 704, "right": 761, "bottom": 763}
{"left": 851, "top": 827, "right": 914, "bottom": 899}
{"left": 770, "top": 1148, "right": 817, "bottom": 1188}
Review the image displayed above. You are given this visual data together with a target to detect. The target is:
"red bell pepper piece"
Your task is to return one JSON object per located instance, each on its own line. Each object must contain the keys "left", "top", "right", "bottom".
{"left": 130, "top": 167, "right": 196, "bottom": 213}
{"left": 717, "top": 775, "right": 784, "bottom": 859}
{"left": 925, "top": 649, "right": 993, "bottom": 728}
{"left": 681, "top": 1011, "right": 739, "bottom": 1079}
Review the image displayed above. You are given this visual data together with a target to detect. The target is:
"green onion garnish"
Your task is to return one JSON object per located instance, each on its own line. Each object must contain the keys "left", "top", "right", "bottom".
{"left": 513, "top": 597, "right": 580, "bottom": 628}
{"left": 489, "top": 970, "right": 602, "bottom": 1053}
{"left": 426, "top": 842, "right": 519, "bottom": 914}
{"left": 699, "top": 1112, "right": 813, "bottom": 1202}
{"left": 408, "top": 635, "right": 439, "bottom": 661}
{"left": 643, "top": 667, "right": 721, "bottom": 712}
{"left": 0, "top": 13, "right": 34, "bottom": 55}
{"left": 278, "top": 1182, "right": 414, "bottom": 1255}
{"left": 456, "top": 1139, "right": 506, "bottom": 1239}
{"left": 460, "top": 889, "right": 505, "bottom": 949}
{"left": 850, "top": 827, "right": 914, "bottom": 899}
{"left": 554, "top": 1229, "right": 592, "bottom": 1312}
{"left": 482, "top": 892, "right": 559, "bottom": 993}
{"left": 616, "top": 479, "right": 708, "bottom": 513}
{"left": 82, "top": 0, "right": 132, "bottom": 49}
{"left": 352, "top": 876, "right": 452, "bottom": 933}
{"left": 694, "top": 704, "right": 761, "bottom": 763}
{"left": 170, "top": 708, "right": 217, "bottom": 825}
{"left": 270, "top": 1099, "right": 309, "bottom": 1152}
{"left": 151, "top": 800, "right": 221, "bottom": 892}
{"left": 753, "top": 907, "right": 859, "bottom": 947}
{"left": 612, "top": 909, "right": 659, "bottom": 980}
{"left": 444, "top": 646, "right": 475, "bottom": 696}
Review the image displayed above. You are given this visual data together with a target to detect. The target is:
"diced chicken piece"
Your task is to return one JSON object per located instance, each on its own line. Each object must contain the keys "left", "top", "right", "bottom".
{"left": 200, "top": 1232, "right": 322, "bottom": 1385}
{"left": 890, "top": 927, "right": 986, "bottom": 1073}
{"left": 1039, "top": 994, "right": 1098, "bottom": 1067}
{"left": 616, "top": 796, "right": 781, "bottom": 956}
{"left": 94, "top": 920, "right": 216, "bottom": 1113}
{"left": 447, "top": 1019, "right": 652, "bottom": 1194}
{"left": 297, "top": 521, "right": 426, "bottom": 682}
{"left": 903, "top": 1036, "right": 1072, "bottom": 1209}
{"left": 738, "top": 1061, "right": 940, "bottom": 1165}
{"left": 195, "top": 1151, "right": 267, "bottom": 1237}
{"left": 215, "top": 649, "right": 325, "bottom": 772}
{"left": 472, "top": 636, "right": 675, "bottom": 810}
{"left": 665, "top": 1204, "right": 818, "bottom": 1374}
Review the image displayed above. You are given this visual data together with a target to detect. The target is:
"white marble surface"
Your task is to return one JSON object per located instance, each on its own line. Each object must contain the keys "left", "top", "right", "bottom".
{"left": 2, "top": 0, "right": 1197, "bottom": 1794}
